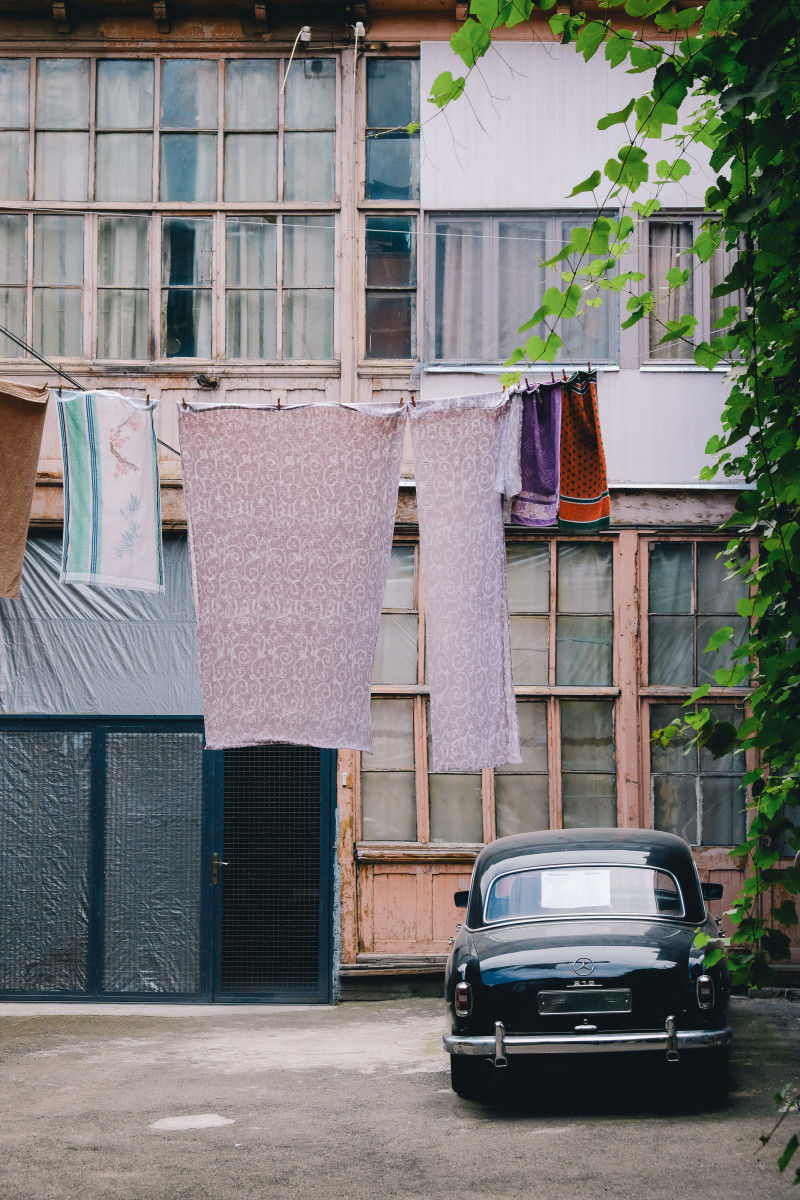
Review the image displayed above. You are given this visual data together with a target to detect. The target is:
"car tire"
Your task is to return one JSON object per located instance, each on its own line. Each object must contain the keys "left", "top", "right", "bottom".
{"left": 450, "top": 1054, "right": 489, "bottom": 1100}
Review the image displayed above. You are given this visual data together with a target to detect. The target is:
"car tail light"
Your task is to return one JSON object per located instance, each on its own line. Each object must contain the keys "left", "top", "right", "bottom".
{"left": 454, "top": 981, "right": 472, "bottom": 1017}
{"left": 696, "top": 974, "right": 715, "bottom": 1010}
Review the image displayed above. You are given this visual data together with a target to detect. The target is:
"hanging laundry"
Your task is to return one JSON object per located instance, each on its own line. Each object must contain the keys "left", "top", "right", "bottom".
{"left": 558, "top": 370, "right": 611, "bottom": 531}
{"left": 179, "top": 402, "right": 405, "bottom": 752}
{"left": 510, "top": 380, "right": 562, "bottom": 527}
{"left": 56, "top": 390, "right": 164, "bottom": 592}
{"left": 0, "top": 379, "right": 50, "bottom": 599}
{"left": 410, "top": 394, "right": 521, "bottom": 773}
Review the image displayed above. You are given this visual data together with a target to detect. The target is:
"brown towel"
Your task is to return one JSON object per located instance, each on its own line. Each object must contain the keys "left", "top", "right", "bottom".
{"left": 0, "top": 380, "right": 50, "bottom": 598}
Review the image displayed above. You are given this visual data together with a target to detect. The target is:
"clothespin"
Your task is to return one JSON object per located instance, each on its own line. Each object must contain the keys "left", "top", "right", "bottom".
{"left": 562, "top": 369, "right": 567, "bottom": 381}
{"left": 398, "top": 394, "right": 405, "bottom": 409}
{"left": 410, "top": 392, "right": 416, "bottom": 407}
{"left": 550, "top": 372, "right": 555, "bottom": 384}
{"left": 145, "top": 393, "right": 150, "bottom": 408}
{"left": 587, "top": 361, "right": 591, "bottom": 374}
{"left": 276, "top": 395, "right": 281, "bottom": 410}
{"left": 181, "top": 397, "right": 187, "bottom": 410}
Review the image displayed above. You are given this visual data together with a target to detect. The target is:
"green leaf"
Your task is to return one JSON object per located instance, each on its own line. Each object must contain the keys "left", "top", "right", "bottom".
{"left": 654, "top": 5, "right": 702, "bottom": 29}
{"left": 576, "top": 20, "right": 608, "bottom": 60}
{"left": 450, "top": 19, "right": 491, "bottom": 68}
{"left": 656, "top": 157, "right": 692, "bottom": 182}
{"left": 569, "top": 171, "right": 601, "bottom": 198}
{"left": 778, "top": 1134, "right": 799, "bottom": 1174}
{"left": 597, "top": 99, "right": 636, "bottom": 131}
{"left": 705, "top": 623, "right": 734, "bottom": 652}
{"left": 406, "top": 121, "right": 420, "bottom": 135}
{"left": 500, "top": 370, "right": 522, "bottom": 388}
{"left": 429, "top": 70, "right": 466, "bottom": 108}
{"left": 772, "top": 899, "right": 798, "bottom": 928}
{"left": 694, "top": 341, "right": 723, "bottom": 369}
{"left": 686, "top": 684, "right": 711, "bottom": 704}
{"left": 693, "top": 228, "right": 721, "bottom": 262}
{"left": 702, "top": 946, "right": 724, "bottom": 968}
{"left": 628, "top": 44, "right": 663, "bottom": 72}
{"left": 605, "top": 29, "right": 634, "bottom": 67}
{"left": 525, "top": 334, "right": 546, "bottom": 360}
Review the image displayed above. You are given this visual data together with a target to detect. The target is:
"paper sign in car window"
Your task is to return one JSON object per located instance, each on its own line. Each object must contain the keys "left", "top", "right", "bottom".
{"left": 540, "top": 868, "right": 611, "bottom": 909}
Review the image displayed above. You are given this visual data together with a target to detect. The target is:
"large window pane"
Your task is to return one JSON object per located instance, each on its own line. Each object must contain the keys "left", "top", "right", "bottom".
{"left": 363, "top": 699, "right": 414, "bottom": 770}
{"left": 97, "top": 60, "right": 154, "bottom": 128}
{"left": 649, "top": 543, "right": 692, "bottom": 612}
{"left": 284, "top": 131, "right": 334, "bottom": 201}
{"left": 696, "top": 615, "right": 749, "bottom": 685}
{"left": 366, "top": 59, "right": 419, "bottom": 202}
{"left": 159, "top": 134, "right": 216, "bottom": 201}
{"left": 506, "top": 543, "right": 549, "bottom": 611}
{"left": 0, "top": 58, "right": 29, "bottom": 127}
{"left": 433, "top": 219, "right": 484, "bottom": 361}
{"left": 34, "top": 289, "right": 82, "bottom": 357}
{"left": 224, "top": 134, "right": 277, "bottom": 202}
{"left": 160, "top": 59, "right": 217, "bottom": 128}
{"left": 0, "top": 214, "right": 26, "bottom": 284}
{"left": 97, "top": 216, "right": 149, "bottom": 360}
{"left": 649, "top": 614, "right": 694, "bottom": 685}
{"left": 226, "top": 292, "right": 276, "bottom": 360}
{"left": 650, "top": 703, "right": 692, "bottom": 774}
{"left": 283, "top": 291, "right": 334, "bottom": 360}
{"left": 225, "top": 60, "right": 278, "bottom": 130}
{"left": 510, "top": 615, "right": 549, "bottom": 685}
{"left": 284, "top": 216, "right": 334, "bottom": 288}
{"left": 365, "top": 295, "right": 415, "bottom": 359}
{"left": 0, "top": 132, "right": 28, "bottom": 199}
{"left": 561, "top": 701, "right": 615, "bottom": 773}
{"left": 495, "top": 775, "right": 549, "bottom": 838}
{"left": 34, "top": 214, "right": 83, "bottom": 284}
{"left": 226, "top": 217, "right": 276, "bottom": 288}
{"left": 96, "top": 133, "right": 153, "bottom": 201}
{"left": 366, "top": 134, "right": 419, "bottom": 202}
{"left": 697, "top": 543, "right": 747, "bottom": 615}
{"left": 557, "top": 542, "right": 612, "bottom": 612}
{"left": 556, "top": 616, "right": 612, "bottom": 685}
{"left": 366, "top": 59, "right": 418, "bottom": 128}
{"left": 35, "top": 132, "right": 88, "bottom": 200}
{"left": 382, "top": 545, "right": 415, "bottom": 609}
{"left": 649, "top": 220, "right": 694, "bottom": 359}
{"left": 36, "top": 59, "right": 89, "bottom": 129}
{"left": 284, "top": 58, "right": 335, "bottom": 129}
{"left": 653, "top": 774, "right": 697, "bottom": 843}
{"left": 0, "top": 288, "right": 25, "bottom": 353}
{"left": 366, "top": 218, "right": 415, "bottom": 288}
{"left": 562, "top": 773, "right": 616, "bottom": 828}
{"left": 372, "top": 613, "right": 418, "bottom": 684}
{"left": 429, "top": 775, "right": 483, "bottom": 842}
{"left": 702, "top": 775, "right": 746, "bottom": 845}
{"left": 366, "top": 216, "right": 416, "bottom": 360}
{"left": 560, "top": 217, "right": 618, "bottom": 363}
{"left": 498, "top": 219, "right": 546, "bottom": 358}
{"left": 161, "top": 217, "right": 212, "bottom": 358}
{"left": 361, "top": 698, "right": 416, "bottom": 841}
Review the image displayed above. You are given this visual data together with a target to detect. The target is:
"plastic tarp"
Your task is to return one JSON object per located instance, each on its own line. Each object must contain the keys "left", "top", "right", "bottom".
{"left": 0, "top": 729, "right": 91, "bottom": 992}
{"left": 103, "top": 731, "right": 204, "bottom": 994}
{"left": 0, "top": 533, "right": 202, "bottom": 715}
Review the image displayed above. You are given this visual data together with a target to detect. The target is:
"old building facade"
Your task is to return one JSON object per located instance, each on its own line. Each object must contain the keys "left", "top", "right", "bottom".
{"left": 0, "top": 1, "right": 779, "bottom": 1001}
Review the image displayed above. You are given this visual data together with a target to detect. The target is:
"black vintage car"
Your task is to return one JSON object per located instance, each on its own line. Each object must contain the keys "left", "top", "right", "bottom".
{"left": 444, "top": 828, "right": 731, "bottom": 1100}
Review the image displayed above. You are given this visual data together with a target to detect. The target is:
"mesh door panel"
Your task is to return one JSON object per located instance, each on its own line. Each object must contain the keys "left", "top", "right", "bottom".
{"left": 221, "top": 745, "right": 321, "bottom": 994}
{"left": 0, "top": 730, "right": 91, "bottom": 992}
{"left": 103, "top": 731, "right": 204, "bottom": 993}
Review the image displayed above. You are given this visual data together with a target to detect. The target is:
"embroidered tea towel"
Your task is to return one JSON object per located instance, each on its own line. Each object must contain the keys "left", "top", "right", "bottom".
{"left": 0, "top": 379, "right": 50, "bottom": 598}
{"left": 511, "top": 381, "right": 562, "bottom": 527}
{"left": 179, "top": 402, "right": 405, "bottom": 752}
{"left": 56, "top": 390, "right": 164, "bottom": 592}
{"left": 558, "top": 371, "right": 611, "bottom": 531}
{"left": 410, "top": 394, "right": 521, "bottom": 773}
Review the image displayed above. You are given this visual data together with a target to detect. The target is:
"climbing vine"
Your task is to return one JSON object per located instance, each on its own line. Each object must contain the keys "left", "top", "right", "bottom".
{"left": 430, "top": 0, "right": 800, "bottom": 1175}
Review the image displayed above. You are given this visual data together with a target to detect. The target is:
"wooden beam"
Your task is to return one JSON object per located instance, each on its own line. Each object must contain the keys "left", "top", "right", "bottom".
{"left": 153, "top": 1, "right": 169, "bottom": 33}
{"left": 52, "top": 2, "right": 69, "bottom": 33}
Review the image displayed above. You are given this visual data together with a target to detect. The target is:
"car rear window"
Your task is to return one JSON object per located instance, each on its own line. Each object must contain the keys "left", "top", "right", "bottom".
{"left": 483, "top": 866, "right": 684, "bottom": 922}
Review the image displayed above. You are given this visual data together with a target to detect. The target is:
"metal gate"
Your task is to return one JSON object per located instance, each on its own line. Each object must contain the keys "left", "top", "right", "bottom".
{"left": 0, "top": 718, "right": 334, "bottom": 1001}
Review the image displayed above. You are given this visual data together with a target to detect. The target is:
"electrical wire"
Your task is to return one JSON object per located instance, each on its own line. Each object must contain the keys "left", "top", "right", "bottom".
{"left": 0, "top": 321, "right": 182, "bottom": 457}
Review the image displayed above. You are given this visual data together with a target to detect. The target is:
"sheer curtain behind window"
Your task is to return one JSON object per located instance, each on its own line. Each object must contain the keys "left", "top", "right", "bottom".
{"left": 97, "top": 216, "right": 148, "bottom": 359}
{"left": 649, "top": 221, "right": 694, "bottom": 359}
{"left": 434, "top": 221, "right": 483, "bottom": 361}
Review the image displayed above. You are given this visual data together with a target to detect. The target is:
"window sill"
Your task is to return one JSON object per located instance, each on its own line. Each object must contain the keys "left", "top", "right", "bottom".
{"left": 355, "top": 842, "right": 482, "bottom": 863}
{"left": 640, "top": 363, "right": 731, "bottom": 373}
{"left": 420, "top": 363, "right": 621, "bottom": 375}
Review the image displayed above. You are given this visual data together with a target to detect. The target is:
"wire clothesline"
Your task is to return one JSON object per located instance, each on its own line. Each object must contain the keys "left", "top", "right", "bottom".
{"left": 0, "top": 322, "right": 182, "bottom": 458}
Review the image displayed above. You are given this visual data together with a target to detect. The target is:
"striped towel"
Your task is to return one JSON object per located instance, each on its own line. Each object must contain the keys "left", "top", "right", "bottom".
{"left": 558, "top": 371, "right": 611, "bottom": 532}
{"left": 56, "top": 390, "right": 164, "bottom": 592}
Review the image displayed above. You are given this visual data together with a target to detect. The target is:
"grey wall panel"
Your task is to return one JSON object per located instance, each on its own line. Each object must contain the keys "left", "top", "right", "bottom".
{"left": 0, "top": 533, "right": 202, "bottom": 715}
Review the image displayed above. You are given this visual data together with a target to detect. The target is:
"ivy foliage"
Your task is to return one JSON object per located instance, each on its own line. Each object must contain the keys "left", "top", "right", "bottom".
{"left": 433, "top": 0, "right": 800, "bottom": 1171}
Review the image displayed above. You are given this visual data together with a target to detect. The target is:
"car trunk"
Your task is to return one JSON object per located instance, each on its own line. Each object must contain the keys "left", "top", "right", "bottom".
{"left": 471, "top": 918, "right": 697, "bottom": 1034}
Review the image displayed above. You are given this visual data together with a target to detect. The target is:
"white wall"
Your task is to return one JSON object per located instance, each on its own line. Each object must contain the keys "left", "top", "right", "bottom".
{"left": 419, "top": 41, "right": 714, "bottom": 211}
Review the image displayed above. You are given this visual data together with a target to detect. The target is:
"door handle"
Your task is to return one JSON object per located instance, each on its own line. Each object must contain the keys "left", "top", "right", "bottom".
{"left": 212, "top": 852, "right": 229, "bottom": 885}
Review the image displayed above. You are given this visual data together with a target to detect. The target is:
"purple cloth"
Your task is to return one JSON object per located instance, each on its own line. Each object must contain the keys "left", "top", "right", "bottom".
{"left": 179, "top": 403, "right": 405, "bottom": 752}
{"left": 510, "top": 382, "right": 562, "bottom": 527}
{"left": 410, "top": 394, "right": 521, "bottom": 773}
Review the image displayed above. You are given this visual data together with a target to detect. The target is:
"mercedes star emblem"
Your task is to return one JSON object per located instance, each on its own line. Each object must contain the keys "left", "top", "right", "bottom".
{"left": 573, "top": 956, "right": 595, "bottom": 976}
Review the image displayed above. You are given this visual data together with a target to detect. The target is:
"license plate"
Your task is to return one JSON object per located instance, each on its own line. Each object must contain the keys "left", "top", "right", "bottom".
{"left": 537, "top": 988, "right": 632, "bottom": 1016}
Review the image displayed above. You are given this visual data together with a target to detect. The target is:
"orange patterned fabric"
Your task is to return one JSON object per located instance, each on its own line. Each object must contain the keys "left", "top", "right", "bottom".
{"left": 558, "top": 371, "right": 611, "bottom": 531}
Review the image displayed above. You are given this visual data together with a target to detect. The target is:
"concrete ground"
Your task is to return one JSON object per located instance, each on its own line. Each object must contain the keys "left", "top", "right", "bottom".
{"left": 0, "top": 996, "right": 798, "bottom": 1200}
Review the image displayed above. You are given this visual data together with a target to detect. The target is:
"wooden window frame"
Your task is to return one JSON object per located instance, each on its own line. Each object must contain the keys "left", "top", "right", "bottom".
{"left": 0, "top": 52, "right": 342, "bottom": 368}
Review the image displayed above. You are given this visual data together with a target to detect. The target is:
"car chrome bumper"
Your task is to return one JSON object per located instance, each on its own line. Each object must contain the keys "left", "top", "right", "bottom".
{"left": 444, "top": 1018, "right": 732, "bottom": 1065}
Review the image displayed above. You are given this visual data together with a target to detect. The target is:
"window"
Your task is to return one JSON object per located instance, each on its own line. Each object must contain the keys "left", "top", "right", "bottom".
{"left": 648, "top": 541, "right": 749, "bottom": 686}
{"left": 0, "top": 56, "right": 338, "bottom": 362}
{"left": 363, "top": 58, "right": 419, "bottom": 361}
{"left": 365, "top": 59, "right": 419, "bottom": 201}
{"left": 484, "top": 865, "right": 683, "bottom": 923}
{"left": 359, "top": 538, "right": 618, "bottom": 845}
{"left": 647, "top": 216, "right": 741, "bottom": 361}
{"left": 651, "top": 703, "right": 747, "bottom": 845}
{"left": 429, "top": 213, "right": 619, "bottom": 365}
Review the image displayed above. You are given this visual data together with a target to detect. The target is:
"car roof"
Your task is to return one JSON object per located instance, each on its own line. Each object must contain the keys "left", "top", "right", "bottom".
{"left": 473, "top": 828, "right": 697, "bottom": 879}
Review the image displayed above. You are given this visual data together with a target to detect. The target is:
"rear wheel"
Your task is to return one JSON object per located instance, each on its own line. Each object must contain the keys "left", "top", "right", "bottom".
{"left": 450, "top": 1054, "right": 490, "bottom": 1100}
